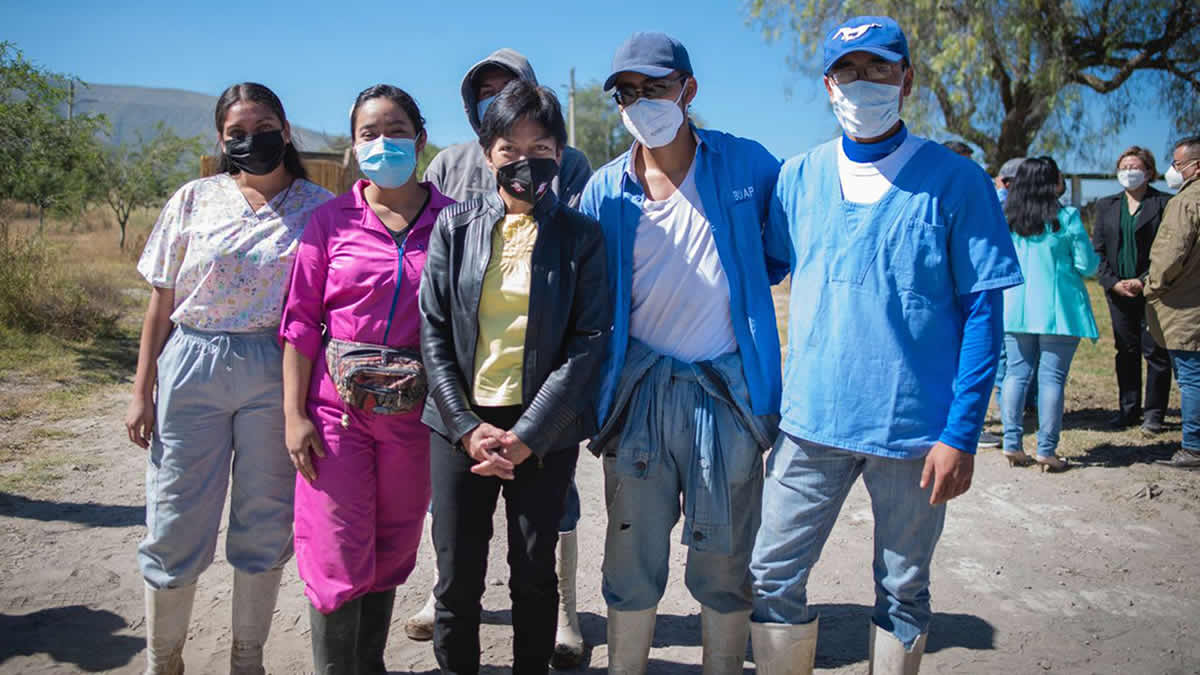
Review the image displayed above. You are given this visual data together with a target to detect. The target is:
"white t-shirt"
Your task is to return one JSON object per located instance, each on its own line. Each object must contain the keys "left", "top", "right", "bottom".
{"left": 629, "top": 158, "right": 737, "bottom": 363}
{"left": 836, "top": 132, "right": 927, "bottom": 204}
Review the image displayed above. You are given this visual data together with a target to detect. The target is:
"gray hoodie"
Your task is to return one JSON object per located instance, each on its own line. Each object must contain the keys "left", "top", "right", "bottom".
{"left": 423, "top": 48, "right": 592, "bottom": 207}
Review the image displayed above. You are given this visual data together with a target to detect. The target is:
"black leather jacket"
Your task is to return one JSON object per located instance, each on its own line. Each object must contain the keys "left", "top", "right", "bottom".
{"left": 418, "top": 190, "right": 611, "bottom": 457}
{"left": 1092, "top": 186, "right": 1171, "bottom": 290}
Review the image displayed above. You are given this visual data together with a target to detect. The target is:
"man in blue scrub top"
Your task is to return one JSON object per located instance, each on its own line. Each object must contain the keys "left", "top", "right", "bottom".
{"left": 748, "top": 16, "right": 1023, "bottom": 675}
{"left": 580, "top": 32, "right": 790, "bottom": 675}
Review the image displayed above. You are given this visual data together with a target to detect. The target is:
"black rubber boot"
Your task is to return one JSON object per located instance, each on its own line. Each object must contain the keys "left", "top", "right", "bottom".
{"left": 358, "top": 590, "right": 397, "bottom": 675}
{"left": 310, "top": 598, "right": 362, "bottom": 675}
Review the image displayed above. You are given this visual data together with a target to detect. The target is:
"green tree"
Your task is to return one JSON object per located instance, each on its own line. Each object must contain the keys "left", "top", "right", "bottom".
{"left": 744, "top": 0, "right": 1200, "bottom": 172}
{"left": 574, "top": 82, "right": 635, "bottom": 168}
{"left": 418, "top": 141, "right": 442, "bottom": 181}
{"left": 103, "top": 122, "right": 203, "bottom": 249}
{"left": 0, "top": 43, "right": 107, "bottom": 240}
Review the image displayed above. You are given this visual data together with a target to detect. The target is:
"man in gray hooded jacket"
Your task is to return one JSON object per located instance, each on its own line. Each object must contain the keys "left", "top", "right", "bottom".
{"left": 423, "top": 47, "right": 592, "bottom": 206}
{"left": 409, "top": 47, "right": 592, "bottom": 669}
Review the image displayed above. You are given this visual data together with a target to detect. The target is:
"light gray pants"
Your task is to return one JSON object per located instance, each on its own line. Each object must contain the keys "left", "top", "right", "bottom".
{"left": 138, "top": 325, "right": 295, "bottom": 589}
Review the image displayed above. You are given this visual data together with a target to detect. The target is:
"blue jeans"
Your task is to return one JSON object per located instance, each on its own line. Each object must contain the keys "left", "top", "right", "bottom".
{"left": 1170, "top": 350, "right": 1200, "bottom": 451}
{"left": 600, "top": 349, "right": 770, "bottom": 614}
{"left": 1001, "top": 333, "right": 1080, "bottom": 457}
{"left": 750, "top": 434, "right": 945, "bottom": 649}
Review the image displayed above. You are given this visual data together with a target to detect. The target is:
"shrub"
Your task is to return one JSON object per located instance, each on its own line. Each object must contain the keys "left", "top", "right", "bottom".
{"left": 0, "top": 238, "right": 122, "bottom": 339}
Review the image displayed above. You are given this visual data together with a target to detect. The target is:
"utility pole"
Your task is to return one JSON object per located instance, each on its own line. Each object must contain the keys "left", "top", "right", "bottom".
{"left": 567, "top": 67, "right": 576, "bottom": 148}
{"left": 67, "top": 80, "right": 74, "bottom": 122}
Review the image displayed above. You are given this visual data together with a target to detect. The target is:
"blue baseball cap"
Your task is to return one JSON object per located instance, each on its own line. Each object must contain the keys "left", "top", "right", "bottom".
{"left": 822, "top": 16, "right": 909, "bottom": 74}
{"left": 604, "top": 32, "right": 693, "bottom": 91}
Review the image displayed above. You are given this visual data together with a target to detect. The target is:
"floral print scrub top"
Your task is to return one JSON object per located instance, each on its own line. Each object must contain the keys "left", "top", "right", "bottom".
{"left": 137, "top": 173, "right": 333, "bottom": 331}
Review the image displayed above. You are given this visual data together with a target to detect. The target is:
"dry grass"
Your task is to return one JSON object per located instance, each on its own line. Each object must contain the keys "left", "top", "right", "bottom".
{"left": 0, "top": 206, "right": 154, "bottom": 421}
{"left": 770, "top": 279, "right": 1182, "bottom": 465}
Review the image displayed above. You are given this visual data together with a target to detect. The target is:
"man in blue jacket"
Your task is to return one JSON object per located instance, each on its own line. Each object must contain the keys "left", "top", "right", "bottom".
{"left": 579, "top": 32, "right": 790, "bottom": 674}
{"left": 748, "top": 17, "right": 1023, "bottom": 675}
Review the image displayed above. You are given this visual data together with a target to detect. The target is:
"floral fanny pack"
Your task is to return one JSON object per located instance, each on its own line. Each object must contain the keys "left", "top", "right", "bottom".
{"left": 324, "top": 338, "right": 427, "bottom": 427}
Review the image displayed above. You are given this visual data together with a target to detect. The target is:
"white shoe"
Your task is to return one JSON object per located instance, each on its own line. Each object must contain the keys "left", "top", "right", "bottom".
{"left": 750, "top": 619, "right": 818, "bottom": 675}
{"left": 606, "top": 606, "right": 656, "bottom": 675}
{"left": 144, "top": 582, "right": 197, "bottom": 675}
{"left": 230, "top": 568, "right": 283, "bottom": 675}
{"left": 404, "top": 570, "right": 437, "bottom": 642}
{"left": 867, "top": 624, "right": 926, "bottom": 675}
{"left": 701, "top": 606, "right": 750, "bottom": 675}
{"left": 552, "top": 530, "right": 585, "bottom": 669}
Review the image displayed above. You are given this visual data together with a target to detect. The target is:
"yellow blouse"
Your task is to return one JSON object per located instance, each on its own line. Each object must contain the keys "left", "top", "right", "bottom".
{"left": 472, "top": 214, "right": 538, "bottom": 406}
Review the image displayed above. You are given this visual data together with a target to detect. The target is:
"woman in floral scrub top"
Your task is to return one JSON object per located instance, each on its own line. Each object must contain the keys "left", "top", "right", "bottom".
{"left": 124, "top": 82, "right": 332, "bottom": 675}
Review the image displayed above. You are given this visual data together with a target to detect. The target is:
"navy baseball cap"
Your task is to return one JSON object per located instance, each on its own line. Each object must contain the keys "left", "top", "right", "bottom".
{"left": 822, "top": 16, "right": 909, "bottom": 74}
{"left": 604, "top": 32, "right": 693, "bottom": 91}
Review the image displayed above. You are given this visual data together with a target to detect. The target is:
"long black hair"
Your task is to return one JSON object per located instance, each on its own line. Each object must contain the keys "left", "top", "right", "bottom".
{"left": 1004, "top": 156, "right": 1061, "bottom": 237}
{"left": 214, "top": 82, "right": 308, "bottom": 180}
{"left": 350, "top": 84, "right": 426, "bottom": 138}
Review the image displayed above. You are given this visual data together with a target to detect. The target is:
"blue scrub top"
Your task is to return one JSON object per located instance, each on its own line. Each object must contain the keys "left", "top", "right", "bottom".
{"left": 772, "top": 137, "right": 1023, "bottom": 459}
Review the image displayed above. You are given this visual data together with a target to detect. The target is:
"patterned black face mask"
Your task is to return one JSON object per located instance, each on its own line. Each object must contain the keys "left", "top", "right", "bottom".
{"left": 224, "top": 129, "right": 286, "bottom": 176}
{"left": 496, "top": 157, "right": 558, "bottom": 204}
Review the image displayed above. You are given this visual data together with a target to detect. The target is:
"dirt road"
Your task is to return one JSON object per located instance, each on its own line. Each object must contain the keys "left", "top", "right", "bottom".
{"left": 2, "top": 386, "right": 1199, "bottom": 673}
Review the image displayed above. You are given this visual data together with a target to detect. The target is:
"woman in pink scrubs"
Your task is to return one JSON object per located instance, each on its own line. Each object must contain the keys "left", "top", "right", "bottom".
{"left": 280, "top": 84, "right": 452, "bottom": 674}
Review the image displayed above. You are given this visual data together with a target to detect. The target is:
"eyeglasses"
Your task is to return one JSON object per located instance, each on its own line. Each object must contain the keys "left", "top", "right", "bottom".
{"left": 612, "top": 74, "right": 687, "bottom": 107}
{"left": 1171, "top": 157, "right": 1198, "bottom": 170}
{"left": 826, "top": 62, "right": 903, "bottom": 85}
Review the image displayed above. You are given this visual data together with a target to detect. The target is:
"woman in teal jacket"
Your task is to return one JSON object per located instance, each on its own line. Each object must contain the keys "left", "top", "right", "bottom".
{"left": 1001, "top": 157, "right": 1100, "bottom": 471}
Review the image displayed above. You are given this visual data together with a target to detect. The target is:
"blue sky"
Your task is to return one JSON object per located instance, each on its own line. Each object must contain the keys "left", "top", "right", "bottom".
{"left": 2, "top": 0, "right": 1177, "bottom": 198}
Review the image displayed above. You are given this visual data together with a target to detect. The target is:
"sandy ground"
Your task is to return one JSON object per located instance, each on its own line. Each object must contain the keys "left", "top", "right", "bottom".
{"left": 2, "top": 386, "right": 1200, "bottom": 674}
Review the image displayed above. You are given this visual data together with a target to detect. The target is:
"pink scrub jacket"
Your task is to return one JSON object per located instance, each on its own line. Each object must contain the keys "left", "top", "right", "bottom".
{"left": 280, "top": 179, "right": 453, "bottom": 613}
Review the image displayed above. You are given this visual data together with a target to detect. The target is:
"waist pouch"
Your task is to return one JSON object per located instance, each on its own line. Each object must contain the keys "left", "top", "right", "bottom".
{"left": 324, "top": 337, "right": 426, "bottom": 426}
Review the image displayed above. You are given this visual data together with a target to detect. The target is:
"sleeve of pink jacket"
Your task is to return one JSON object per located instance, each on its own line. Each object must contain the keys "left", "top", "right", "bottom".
{"left": 279, "top": 209, "right": 329, "bottom": 362}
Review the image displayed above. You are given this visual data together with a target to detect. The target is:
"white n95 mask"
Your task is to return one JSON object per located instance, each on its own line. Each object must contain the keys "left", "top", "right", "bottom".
{"left": 1165, "top": 164, "right": 1186, "bottom": 190}
{"left": 1117, "top": 169, "right": 1147, "bottom": 190}
{"left": 829, "top": 80, "right": 901, "bottom": 140}
{"left": 620, "top": 88, "right": 685, "bottom": 149}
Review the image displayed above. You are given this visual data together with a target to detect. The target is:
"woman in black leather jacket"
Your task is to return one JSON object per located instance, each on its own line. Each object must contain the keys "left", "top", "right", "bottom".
{"left": 417, "top": 79, "right": 610, "bottom": 675}
{"left": 1093, "top": 145, "right": 1174, "bottom": 432}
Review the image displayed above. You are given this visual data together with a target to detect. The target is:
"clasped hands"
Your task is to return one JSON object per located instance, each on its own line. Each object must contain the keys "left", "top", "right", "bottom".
{"left": 1113, "top": 278, "right": 1144, "bottom": 298}
{"left": 463, "top": 423, "right": 533, "bottom": 480}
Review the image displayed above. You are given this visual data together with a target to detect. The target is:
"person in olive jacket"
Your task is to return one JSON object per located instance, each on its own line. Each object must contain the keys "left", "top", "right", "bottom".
{"left": 1147, "top": 135, "right": 1200, "bottom": 469}
{"left": 417, "top": 79, "right": 610, "bottom": 674}
{"left": 1092, "top": 146, "right": 1174, "bottom": 432}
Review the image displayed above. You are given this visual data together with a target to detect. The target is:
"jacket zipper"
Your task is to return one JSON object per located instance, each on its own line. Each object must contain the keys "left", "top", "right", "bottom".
{"left": 382, "top": 231, "right": 411, "bottom": 345}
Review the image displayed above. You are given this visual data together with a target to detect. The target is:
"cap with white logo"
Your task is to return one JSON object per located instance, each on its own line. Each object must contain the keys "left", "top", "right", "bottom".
{"left": 822, "top": 15, "right": 909, "bottom": 74}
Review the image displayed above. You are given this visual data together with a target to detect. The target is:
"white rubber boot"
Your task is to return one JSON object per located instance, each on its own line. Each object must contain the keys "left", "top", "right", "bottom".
{"left": 144, "top": 581, "right": 197, "bottom": 675}
{"left": 404, "top": 568, "right": 437, "bottom": 642}
{"left": 551, "top": 530, "right": 585, "bottom": 669}
{"left": 700, "top": 606, "right": 750, "bottom": 675}
{"left": 606, "top": 606, "right": 656, "bottom": 675}
{"left": 230, "top": 568, "right": 283, "bottom": 675}
{"left": 867, "top": 624, "right": 927, "bottom": 675}
{"left": 750, "top": 618, "right": 818, "bottom": 675}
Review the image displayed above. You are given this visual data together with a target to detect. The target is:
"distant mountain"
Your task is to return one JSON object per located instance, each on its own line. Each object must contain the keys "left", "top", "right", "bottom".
{"left": 66, "top": 83, "right": 339, "bottom": 152}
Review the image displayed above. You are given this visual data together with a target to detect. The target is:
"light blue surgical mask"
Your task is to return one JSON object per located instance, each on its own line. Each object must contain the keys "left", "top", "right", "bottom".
{"left": 476, "top": 95, "right": 497, "bottom": 124}
{"left": 354, "top": 136, "right": 417, "bottom": 189}
{"left": 996, "top": 187, "right": 1008, "bottom": 205}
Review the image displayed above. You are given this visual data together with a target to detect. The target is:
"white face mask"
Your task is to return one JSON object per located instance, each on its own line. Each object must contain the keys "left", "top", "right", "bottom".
{"left": 829, "top": 80, "right": 902, "bottom": 140}
{"left": 1165, "top": 165, "right": 1185, "bottom": 190}
{"left": 1117, "top": 168, "right": 1147, "bottom": 190}
{"left": 620, "top": 86, "right": 685, "bottom": 149}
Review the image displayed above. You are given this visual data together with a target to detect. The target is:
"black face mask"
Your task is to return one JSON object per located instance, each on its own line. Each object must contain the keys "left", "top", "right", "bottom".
{"left": 224, "top": 129, "right": 287, "bottom": 175}
{"left": 496, "top": 157, "right": 558, "bottom": 204}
